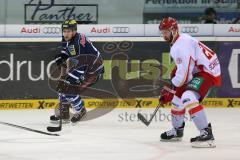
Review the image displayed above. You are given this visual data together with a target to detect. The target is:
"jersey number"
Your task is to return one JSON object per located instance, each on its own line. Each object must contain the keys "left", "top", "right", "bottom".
{"left": 198, "top": 42, "right": 215, "bottom": 60}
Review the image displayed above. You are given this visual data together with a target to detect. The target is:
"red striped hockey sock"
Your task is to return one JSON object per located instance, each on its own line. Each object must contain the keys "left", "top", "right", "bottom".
{"left": 189, "top": 105, "right": 208, "bottom": 132}
{"left": 171, "top": 108, "right": 186, "bottom": 129}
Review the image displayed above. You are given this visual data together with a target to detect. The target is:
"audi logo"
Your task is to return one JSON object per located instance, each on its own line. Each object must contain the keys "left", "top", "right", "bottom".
{"left": 181, "top": 26, "right": 199, "bottom": 33}
{"left": 112, "top": 27, "right": 129, "bottom": 33}
{"left": 43, "top": 27, "right": 61, "bottom": 34}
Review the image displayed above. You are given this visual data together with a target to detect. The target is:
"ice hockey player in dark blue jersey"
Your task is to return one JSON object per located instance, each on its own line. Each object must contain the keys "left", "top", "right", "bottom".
{"left": 50, "top": 19, "right": 104, "bottom": 124}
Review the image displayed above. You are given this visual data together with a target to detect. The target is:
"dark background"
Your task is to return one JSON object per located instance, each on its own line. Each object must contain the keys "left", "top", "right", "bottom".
{"left": 0, "top": 41, "right": 239, "bottom": 99}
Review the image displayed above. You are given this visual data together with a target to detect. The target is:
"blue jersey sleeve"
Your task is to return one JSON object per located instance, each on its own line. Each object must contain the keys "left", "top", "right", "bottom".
{"left": 80, "top": 34, "right": 100, "bottom": 56}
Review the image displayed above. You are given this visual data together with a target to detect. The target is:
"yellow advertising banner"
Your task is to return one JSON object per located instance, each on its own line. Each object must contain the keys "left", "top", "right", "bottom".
{"left": 0, "top": 98, "right": 240, "bottom": 110}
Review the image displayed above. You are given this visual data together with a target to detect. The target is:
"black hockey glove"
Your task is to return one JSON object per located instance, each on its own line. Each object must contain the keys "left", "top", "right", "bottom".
{"left": 54, "top": 53, "right": 69, "bottom": 66}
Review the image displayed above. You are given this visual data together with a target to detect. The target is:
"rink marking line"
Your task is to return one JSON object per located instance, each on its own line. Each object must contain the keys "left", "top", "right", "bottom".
{"left": 0, "top": 37, "right": 240, "bottom": 42}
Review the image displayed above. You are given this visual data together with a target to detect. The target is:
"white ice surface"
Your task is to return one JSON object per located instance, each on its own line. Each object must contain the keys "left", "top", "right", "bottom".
{"left": 0, "top": 108, "right": 240, "bottom": 160}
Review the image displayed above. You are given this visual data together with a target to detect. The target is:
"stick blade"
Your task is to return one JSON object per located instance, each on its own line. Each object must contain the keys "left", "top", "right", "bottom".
{"left": 137, "top": 113, "right": 150, "bottom": 126}
{"left": 47, "top": 126, "right": 61, "bottom": 132}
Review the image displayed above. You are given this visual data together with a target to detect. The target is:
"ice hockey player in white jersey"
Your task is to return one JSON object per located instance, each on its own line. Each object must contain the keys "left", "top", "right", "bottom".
{"left": 158, "top": 17, "right": 221, "bottom": 148}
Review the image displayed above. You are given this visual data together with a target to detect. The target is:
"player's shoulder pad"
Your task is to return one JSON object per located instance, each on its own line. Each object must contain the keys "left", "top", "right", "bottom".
{"left": 78, "top": 33, "right": 88, "bottom": 47}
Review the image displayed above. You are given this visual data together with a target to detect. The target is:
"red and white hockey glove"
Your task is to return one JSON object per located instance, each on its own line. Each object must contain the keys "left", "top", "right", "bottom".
{"left": 159, "top": 84, "right": 176, "bottom": 104}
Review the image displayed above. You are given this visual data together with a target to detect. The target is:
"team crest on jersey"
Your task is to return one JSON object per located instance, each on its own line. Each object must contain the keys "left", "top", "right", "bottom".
{"left": 68, "top": 45, "right": 76, "bottom": 56}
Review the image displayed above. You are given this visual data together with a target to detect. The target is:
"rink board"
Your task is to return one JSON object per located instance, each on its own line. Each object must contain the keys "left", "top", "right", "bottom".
{"left": 0, "top": 38, "right": 239, "bottom": 99}
{"left": 0, "top": 98, "right": 239, "bottom": 110}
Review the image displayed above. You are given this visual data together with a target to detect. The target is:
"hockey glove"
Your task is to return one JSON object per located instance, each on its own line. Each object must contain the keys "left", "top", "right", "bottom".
{"left": 159, "top": 84, "right": 176, "bottom": 104}
{"left": 54, "top": 53, "right": 69, "bottom": 66}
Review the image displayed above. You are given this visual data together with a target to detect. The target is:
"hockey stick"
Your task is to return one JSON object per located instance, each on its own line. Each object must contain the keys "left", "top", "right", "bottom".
{"left": 47, "top": 116, "right": 62, "bottom": 132}
{"left": 46, "top": 59, "right": 66, "bottom": 133}
{"left": 0, "top": 121, "right": 59, "bottom": 136}
{"left": 137, "top": 102, "right": 163, "bottom": 126}
{"left": 47, "top": 102, "right": 63, "bottom": 132}
{"left": 47, "top": 118, "right": 62, "bottom": 132}
{"left": 137, "top": 78, "right": 173, "bottom": 126}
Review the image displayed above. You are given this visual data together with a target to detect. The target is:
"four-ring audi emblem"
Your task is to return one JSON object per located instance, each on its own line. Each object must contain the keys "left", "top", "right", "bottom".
{"left": 112, "top": 27, "right": 130, "bottom": 33}
{"left": 181, "top": 26, "right": 199, "bottom": 33}
{"left": 42, "top": 27, "right": 61, "bottom": 34}
{"left": 41, "top": 26, "right": 199, "bottom": 35}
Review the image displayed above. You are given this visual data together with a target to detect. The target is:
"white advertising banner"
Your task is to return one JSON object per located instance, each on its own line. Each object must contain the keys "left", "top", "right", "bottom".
{"left": 2, "top": 24, "right": 240, "bottom": 37}
{"left": 144, "top": 24, "right": 160, "bottom": 37}
{"left": 145, "top": 24, "right": 213, "bottom": 37}
{"left": 4, "top": 24, "right": 144, "bottom": 37}
{"left": 5, "top": 24, "right": 62, "bottom": 37}
{"left": 179, "top": 24, "right": 213, "bottom": 36}
{"left": 0, "top": 25, "right": 4, "bottom": 37}
{"left": 214, "top": 24, "right": 240, "bottom": 37}
{"left": 78, "top": 24, "right": 144, "bottom": 37}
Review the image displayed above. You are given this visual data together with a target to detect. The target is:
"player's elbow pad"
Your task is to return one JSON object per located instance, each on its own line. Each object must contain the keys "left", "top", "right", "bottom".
{"left": 171, "top": 75, "right": 185, "bottom": 87}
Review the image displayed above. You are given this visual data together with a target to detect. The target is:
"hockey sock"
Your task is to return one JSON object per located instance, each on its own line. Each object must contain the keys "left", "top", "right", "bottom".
{"left": 189, "top": 105, "right": 208, "bottom": 133}
{"left": 171, "top": 108, "right": 186, "bottom": 129}
{"left": 69, "top": 95, "right": 84, "bottom": 112}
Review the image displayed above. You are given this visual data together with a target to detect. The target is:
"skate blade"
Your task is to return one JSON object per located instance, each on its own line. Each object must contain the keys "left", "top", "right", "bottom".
{"left": 71, "top": 119, "right": 83, "bottom": 126}
{"left": 50, "top": 119, "right": 70, "bottom": 124}
{"left": 70, "top": 113, "right": 87, "bottom": 126}
{"left": 160, "top": 137, "right": 182, "bottom": 142}
{"left": 191, "top": 140, "right": 216, "bottom": 148}
{"left": 71, "top": 122, "right": 79, "bottom": 126}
